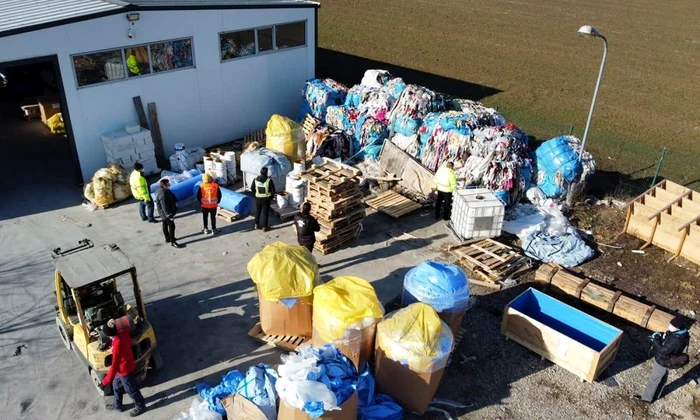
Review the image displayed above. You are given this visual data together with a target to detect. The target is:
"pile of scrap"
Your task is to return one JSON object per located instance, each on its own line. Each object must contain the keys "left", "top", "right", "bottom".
{"left": 536, "top": 264, "right": 675, "bottom": 332}
{"left": 618, "top": 180, "right": 700, "bottom": 265}
{"left": 300, "top": 159, "right": 365, "bottom": 254}
{"left": 449, "top": 239, "right": 531, "bottom": 289}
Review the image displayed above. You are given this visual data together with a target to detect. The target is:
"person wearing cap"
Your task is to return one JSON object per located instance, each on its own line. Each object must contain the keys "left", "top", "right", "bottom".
{"left": 251, "top": 167, "right": 275, "bottom": 232}
{"left": 196, "top": 174, "right": 222, "bottom": 235}
{"left": 294, "top": 202, "right": 321, "bottom": 253}
{"left": 99, "top": 320, "right": 147, "bottom": 417}
{"left": 129, "top": 162, "right": 155, "bottom": 223}
{"left": 433, "top": 161, "right": 458, "bottom": 221}
{"left": 635, "top": 316, "right": 690, "bottom": 403}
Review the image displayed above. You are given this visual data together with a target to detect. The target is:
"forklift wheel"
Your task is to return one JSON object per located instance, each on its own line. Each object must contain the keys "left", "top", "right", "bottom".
{"left": 90, "top": 369, "right": 112, "bottom": 396}
{"left": 56, "top": 317, "right": 72, "bottom": 350}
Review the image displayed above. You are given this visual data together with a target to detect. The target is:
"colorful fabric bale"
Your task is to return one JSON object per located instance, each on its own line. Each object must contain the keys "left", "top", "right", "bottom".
{"left": 450, "top": 98, "right": 506, "bottom": 126}
{"left": 299, "top": 79, "right": 349, "bottom": 121}
{"left": 355, "top": 116, "right": 388, "bottom": 147}
{"left": 306, "top": 124, "right": 352, "bottom": 160}
{"left": 391, "top": 115, "right": 422, "bottom": 136}
{"left": 325, "top": 105, "right": 358, "bottom": 135}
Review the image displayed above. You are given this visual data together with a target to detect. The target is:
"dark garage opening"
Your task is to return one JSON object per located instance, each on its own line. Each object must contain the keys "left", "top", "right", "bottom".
{"left": 0, "top": 56, "right": 82, "bottom": 221}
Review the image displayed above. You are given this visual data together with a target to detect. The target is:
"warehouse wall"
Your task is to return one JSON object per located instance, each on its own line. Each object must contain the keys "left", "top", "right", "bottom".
{"left": 0, "top": 8, "right": 316, "bottom": 181}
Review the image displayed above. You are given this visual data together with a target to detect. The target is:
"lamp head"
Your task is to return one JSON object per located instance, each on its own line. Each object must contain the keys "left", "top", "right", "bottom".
{"left": 578, "top": 25, "right": 601, "bottom": 38}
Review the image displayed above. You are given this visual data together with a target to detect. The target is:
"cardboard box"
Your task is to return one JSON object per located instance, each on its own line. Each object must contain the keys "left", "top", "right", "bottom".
{"left": 222, "top": 394, "right": 269, "bottom": 420}
{"left": 312, "top": 324, "right": 376, "bottom": 371}
{"left": 278, "top": 392, "right": 358, "bottom": 420}
{"left": 374, "top": 346, "right": 445, "bottom": 415}
{"left": 438, "top": 308, "right": 466, "bottom": 339}
{"left": 258, "top": 289, "right": 313, "bottom": 338}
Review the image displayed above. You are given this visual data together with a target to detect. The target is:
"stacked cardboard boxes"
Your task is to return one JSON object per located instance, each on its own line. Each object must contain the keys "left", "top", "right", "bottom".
{"left": 101, "top": 128, "right": 159, "bottom": 175}
{"left": 300, "top": 159, "right": 365, "bottom": 255}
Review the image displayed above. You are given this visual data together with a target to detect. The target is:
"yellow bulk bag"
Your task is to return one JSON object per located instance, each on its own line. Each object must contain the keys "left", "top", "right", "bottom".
{"left": 47, "top": 113, "right": 66, "bottom": 135}
{"left": 313, "top": 276, "right": 384, "bottom": 342}
{"left": 265, "top": 114, "right": 304, "bottom": 161}
{"left": 376, "top": 303, "right": 454, "bottom": 373}
{"left": 247, "top": 242, "right": 318, "bottom": 301}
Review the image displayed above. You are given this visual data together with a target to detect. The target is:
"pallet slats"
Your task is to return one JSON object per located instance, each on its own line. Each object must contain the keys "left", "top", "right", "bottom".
{"left": 449, "top": 239, "right": 531, "bottom": 288}
{"left": 366, "top": 190, "right": 422, "bottom": 219}
{"left": 247, "top": 323, "right": 309, "bottom": 352}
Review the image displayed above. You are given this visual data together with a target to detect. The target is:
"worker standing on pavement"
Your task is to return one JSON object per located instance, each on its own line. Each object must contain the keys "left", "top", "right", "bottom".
{"left": 197, "top": 174, "right": 222, "bottom": 235}
{"left": 155, "top": 179, "right": 181, "bottom": 248}
{"left": 433, "top": 161, "right": 458, "bottom": 221}
{"left": 294, "top": 202, "right": 321, "bottom": 253}
{"left": 130, "top": 162, "right": 155, "bottom": 223}
{"left": 636, "top": 316, "right": 690, "bottom": 403}
{"left": 252, "top": 167, "right": 275, "bottom": 232}
{"left": 99, "top": 320, "right": 147, "bottom": 417}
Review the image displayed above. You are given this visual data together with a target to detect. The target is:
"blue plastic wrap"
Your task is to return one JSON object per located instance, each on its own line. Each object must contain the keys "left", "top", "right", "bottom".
{"left": 438, "top": 111, "right": 475, "bottom": 137}
{"left": 192, "top": 182, "right": 253, "bottom": 216}
{"left": 364, "top": 145, "right": 383, "bottom": 161}
{"left": 196, "top": 370, "right": 245, "bottom": 415}
{"left": 355, "top": 116, "right": 388, "bottom": 147}
{"left": 169, "top": 174, "right": 203, "bottom": 201}
{"left": 357, "top": 366, "right": 403, "bottom": 420}
{"left": 391, "top": 116, "right": 422, "bottom": 136}
{"left": 419, "top": 112, "right": 442, "bottom": 145}
{"left": 300, "top": 79, "right": 348, "bottom": 120}
{"left": 402, "top": 261, "right": 471, "bottom": 313}
{"left": 493, "top": 189, "right": 510, "bottom": 205}
{"left": 236, "top": 364, "right": 278, "bottom": 420}
{"left": 535, "top": 136, "right": 582, "bottom": 198}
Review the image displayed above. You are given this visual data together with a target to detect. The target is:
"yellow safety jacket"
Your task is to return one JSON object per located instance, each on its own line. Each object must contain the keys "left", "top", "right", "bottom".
{"left": 434, "top": 166, "right": 457, "bottom": 193}
{"left": 130, "top": 170, "right": 150, "bottom": 201}
{"left": 255, "top": 179, "right": 272, "bottom": 198}
{"left": 127, "top": 55, "right": 141, "bottom": 76}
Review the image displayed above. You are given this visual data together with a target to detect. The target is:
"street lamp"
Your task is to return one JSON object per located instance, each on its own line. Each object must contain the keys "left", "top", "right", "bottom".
{"left": 577, "top": 25, "right": 608, "bottom": 161}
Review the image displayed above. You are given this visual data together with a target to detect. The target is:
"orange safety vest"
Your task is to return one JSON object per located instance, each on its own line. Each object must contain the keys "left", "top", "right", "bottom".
{"left": 200, "top": 183, "right": 219, "bottom": 209}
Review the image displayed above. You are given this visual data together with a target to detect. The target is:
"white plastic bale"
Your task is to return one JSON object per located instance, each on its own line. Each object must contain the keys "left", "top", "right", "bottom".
{"left": 224, "top": 152, "right": 237, "bottom": 182}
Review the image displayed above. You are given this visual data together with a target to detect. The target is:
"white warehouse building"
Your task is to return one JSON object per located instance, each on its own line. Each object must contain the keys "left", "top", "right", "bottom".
{"left": 0, "top": 0, "right": 318, "bottom": 182}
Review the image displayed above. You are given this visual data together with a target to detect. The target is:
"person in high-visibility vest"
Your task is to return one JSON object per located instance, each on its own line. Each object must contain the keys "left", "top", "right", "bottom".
{"left": 126, "top": 49, "right": 141, "bottom": 76}
{"left": 251, "top": 167, "right": 275, "bottom": 232}
{"left": 433, "top": 161, "right": 458, "bottom": 221}
{"left": 129, "top": 162, "right": 155, "bottom": 223}
{"left": 196, "top": 174, "right": 222, "bottom": 235}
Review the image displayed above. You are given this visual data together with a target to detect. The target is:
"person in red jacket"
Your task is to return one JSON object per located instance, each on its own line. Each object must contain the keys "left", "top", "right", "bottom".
{"left": 99, "top": 321, "right": 147, "bottom": 417}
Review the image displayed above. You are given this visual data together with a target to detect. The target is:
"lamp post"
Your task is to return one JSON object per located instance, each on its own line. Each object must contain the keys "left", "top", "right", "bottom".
{"left": 567, "top": 25, "right": 607, "bottom": 207}
{"left": 577, "top": 25, "right": 608, "bottom": 161}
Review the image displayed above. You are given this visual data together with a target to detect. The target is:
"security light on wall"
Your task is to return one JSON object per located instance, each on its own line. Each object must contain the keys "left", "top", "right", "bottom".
{"left": 126, "top": 13, "right": 139, "bottom": 38}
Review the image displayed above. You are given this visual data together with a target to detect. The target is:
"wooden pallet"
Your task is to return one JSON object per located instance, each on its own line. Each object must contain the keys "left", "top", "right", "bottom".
{"left": 301, "top": 114, "right": 321, "bottom": 140}
{"left": 216, "top": 207, "right": 240, "bottom": 222}
{"left": 314, "top": 228, "right": 360, "bottom": 255}
{"left": 308, "top": 195, "right": 363, "bottom": 217}
{"left": 300, "top": 159, "right": 361, "bottom": 191}
{"left": 365, "top": 190, "right": 422, "bottom": 219}
{"left": 270, "top": 202, "right": 300, "bottom": 221}
{"left": 450, "top": 239, "right": 531, "bottom": 286}
{"left": 247, "top": 323, "right": 309, "bottom": 352}
{"left": 313, "top": 206, "right": 365, "bottom": 230}
{"left": 244, "top": 128, "right": 265, "bottom": 145}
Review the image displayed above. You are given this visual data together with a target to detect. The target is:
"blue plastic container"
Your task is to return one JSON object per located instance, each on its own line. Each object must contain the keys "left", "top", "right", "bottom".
{"left": 401, "top": 261, "right": 470, "bottom": 313}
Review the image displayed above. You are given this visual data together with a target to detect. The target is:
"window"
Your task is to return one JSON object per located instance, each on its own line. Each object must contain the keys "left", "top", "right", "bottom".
{"left": 124, "top": 46, "right": 151, "bottom": 78}
{"left": 73, "top": 49, "right": 125, "bottom": 87}
{"left": 220, "top": 29, "right": 256, "bottom": 61}
{"left": 150, "top": 38, "right": 194, "bottom": 73}
{"left": 275, "top": 21, "right": 306, "bottom": 49}
{"left": 257, "top": 27, "right": 274, "bottom": 52}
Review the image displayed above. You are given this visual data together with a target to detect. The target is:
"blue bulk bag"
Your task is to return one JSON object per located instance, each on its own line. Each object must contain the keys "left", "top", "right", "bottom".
{"left": 535, "top": 137, "right": 582, "bottom": 198}
{"left": 402, "top": 261, "right": 470, "bottom": 313}
{"left": 168, "top": 174, "right": 203, "bottom": 201}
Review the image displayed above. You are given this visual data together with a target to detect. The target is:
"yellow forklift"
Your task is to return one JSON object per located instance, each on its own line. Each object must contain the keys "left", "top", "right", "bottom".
{"left": 52, "top": 239, "right": 162, "bottom": 395}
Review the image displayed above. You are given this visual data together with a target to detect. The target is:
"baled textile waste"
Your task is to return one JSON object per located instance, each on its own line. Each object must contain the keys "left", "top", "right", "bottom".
{"left": 402, "top": 261, "right": 471, "bottom": 313}
{"left": 299, "top": 79, "right": 349, "bottom": 121}
{"left": 247, "top": 242, "right": 319, "bottom": 301}
{"left": 305, "top": 124, "right": 351, "bottom": 161}
{"left": 355, "top": 116, "right": 388, "bottom": 148}
{"left": 275, "top": 344, "right": 358, "bottom": 418}
{"left": 325, "top": 106, "right": 358, "bottom": 135}
{"left": 313, "top": 276, "right": 384, "bottom": 342}
{"left": 357, "top": 366, "right": 404, "bottom": 420}
{"left": 376, "top": 303, "right": 454, "bottom": 373}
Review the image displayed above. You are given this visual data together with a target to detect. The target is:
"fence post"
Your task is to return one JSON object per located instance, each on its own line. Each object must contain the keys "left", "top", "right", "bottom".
{"left": 569, "top": 125, "right": 574, "bottom": 136}
{"left": 651, "top": 147, "right": 668, "bottom": 187}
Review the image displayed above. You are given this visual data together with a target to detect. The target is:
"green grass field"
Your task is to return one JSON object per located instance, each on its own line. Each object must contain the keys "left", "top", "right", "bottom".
{"left": 318, "top": 0, "right": 700, "bottom": 190}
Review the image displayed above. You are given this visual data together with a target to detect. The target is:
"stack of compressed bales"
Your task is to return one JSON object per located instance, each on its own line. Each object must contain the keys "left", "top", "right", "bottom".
{"left": 83, "top": 164, "right": 131, "bottom": 208}
{"left": 299, "top": 78, "right": 349, "bottom": 121}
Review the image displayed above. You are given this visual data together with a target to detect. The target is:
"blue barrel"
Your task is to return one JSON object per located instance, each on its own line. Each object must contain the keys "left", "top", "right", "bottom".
{"left": 169, "top": 174, "right": 202, "bottom": 201}
{"left": 401, "top": 261, "right": 470, "bottom": 313}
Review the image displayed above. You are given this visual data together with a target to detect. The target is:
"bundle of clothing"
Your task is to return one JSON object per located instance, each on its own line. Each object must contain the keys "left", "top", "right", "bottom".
{"left": 450, "top": 98, "right": 506, "bottom": 127}
{"left": 419, "top": 111, "right": 480, "bottom": 168}
{"left": 305, "top": 123, "right": 351, "bottom": 161}
{"left": 299, "top": 78, "right": 349, "bottom": 121}
{"left": 325, "top": 105, "right": 358, "bottom": 135}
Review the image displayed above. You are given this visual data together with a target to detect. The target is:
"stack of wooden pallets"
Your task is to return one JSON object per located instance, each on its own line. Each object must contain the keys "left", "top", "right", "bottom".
{"left": 300, "top": 159, "right": 365, "bottom": 255}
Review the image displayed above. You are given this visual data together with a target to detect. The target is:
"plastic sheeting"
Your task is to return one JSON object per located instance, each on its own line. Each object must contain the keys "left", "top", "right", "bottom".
{"left": 173, "top": 398, "right": 223, "bottom": 420}
{"left": 402, "top": 261, "right": 471, "bottom": 313}
{"left": 151, "top": 169, "right": 200, "bottom": 193}
{"left": 522, "top": 231, "right": 594, "bottom": 268}
{"left": 192, "top": 182, "right": 252, "bottom": 216}
{"left": 376, "top": 303, "right": 454, "bottom": 373}
{"left": 313, "top": 276, "right": 384, "bottom": 342}
{"left": 169, "top": 174, "right": 204, "bottom": 201}
{"left": 357, "top": 366, "right": 404, "bottom": 420}
{"left": 196, "top": 370, "right": 245, "bottom": 415}
{"left": 535, "top": 136, "right": 582, "bottom": 198}
{"left": 266, "top": 115, "right": 305, "bottom": 162}
{"left": 236, "top": 364, "right": 279, "bottom": 420}
{"left": 240, "top": 148, "right": 292, "bottom": 192}
{"left": 275, "top": 344, "right": 358, "bottom": 418}
{"left": 391, "top": 115, "right": 422, "bottom": 137}
{"left": 247, "top": 242, "right": 319, "bottom": 301}
{"left": 299, "top": 79, "right": 349, "bottom": 121}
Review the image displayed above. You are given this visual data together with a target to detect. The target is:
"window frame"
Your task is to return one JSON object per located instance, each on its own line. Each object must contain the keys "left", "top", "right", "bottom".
{"left": 218, "top": 27, "right": 259, "bottom": 62}
{"left": 219, "top": 20, "right": 308, "bottom": 64}
{"left": 273, "top": 20, "right": 307, "bottom": 51}
{"left": 71, "top": 36, "right": 195, "bottom": 89}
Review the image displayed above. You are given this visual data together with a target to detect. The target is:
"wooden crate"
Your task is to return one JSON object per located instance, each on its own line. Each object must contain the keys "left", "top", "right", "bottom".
{"left": 247, "top": 323, "right": 309, "bottom": 352}
{"left": 450, "top": 239, "right": 531, "bottom": 287}
{"left": 618, "top": 180, "right": 700, "bottom": 265}
{"left": 501, "top": 288, "right": 623, "bottom": 382}
{"left": 365, "top": 190, "right": 422, "bottom": 219}
{"left": 244, "top": 128, "right": 265, "bottom": 146}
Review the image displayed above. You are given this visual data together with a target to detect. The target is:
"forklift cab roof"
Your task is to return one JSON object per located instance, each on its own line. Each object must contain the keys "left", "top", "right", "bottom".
{"left": 53, "top": 244, "right": 135, "bottom": 289}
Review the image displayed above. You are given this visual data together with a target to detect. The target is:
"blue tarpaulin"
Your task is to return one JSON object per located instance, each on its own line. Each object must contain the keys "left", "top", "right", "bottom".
{"left": 196, "top": 370, "right": 245, "bottom": 415}
{"left": 357, "top": 367, "right": 403, "bottom": 420}
{"left": 391, "top": 116, "right": 422, "bottom": 136}
{"left": 535, "top": 137, "right": 582, "bottom": 198}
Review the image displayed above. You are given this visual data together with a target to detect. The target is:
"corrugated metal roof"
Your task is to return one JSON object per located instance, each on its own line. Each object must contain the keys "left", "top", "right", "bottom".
{"left": 0, "top": 0, "right": 128, "bottom": 35}
{"left": 130, "top": 0, "right": 316, "bottom": 6}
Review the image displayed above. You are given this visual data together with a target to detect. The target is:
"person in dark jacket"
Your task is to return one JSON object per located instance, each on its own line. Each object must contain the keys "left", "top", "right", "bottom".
{"left": 294, "top": 202, "right": 321, "bottom": 253}
{"left": 99, "top": 321, "right": 147, "bottom": 417}
{"left": 636, "top": 316, "right": 690, "bottom": 403}
{"left": 155, "top": 179, "right": 181, "bottom": 248}
{"left": 251, "top": 167, "right": 275, "bottom": 232}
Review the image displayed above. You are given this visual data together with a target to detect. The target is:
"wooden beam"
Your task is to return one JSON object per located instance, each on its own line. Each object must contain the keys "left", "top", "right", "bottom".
{"left": 132, "top": 96, "right": 149, "bottom": 129}
{"left": 623, "top": 179, "right": 666, "bottom": 209}
{"left": 147, "top": 102, "right": 167, "bottom": 170}
{"left": 646, "top": 191, "right": 692, "bottom": 221}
